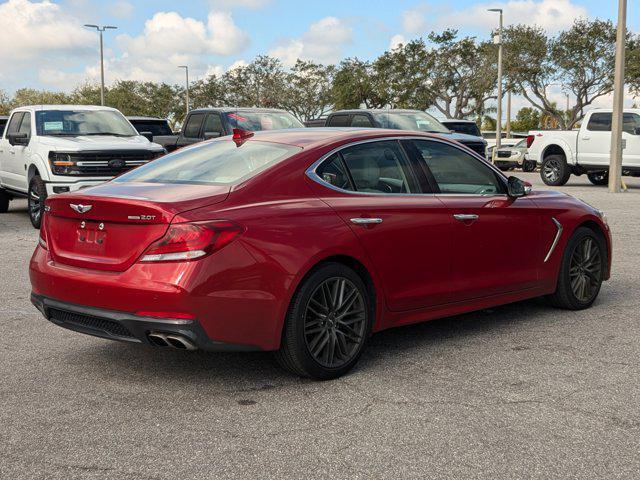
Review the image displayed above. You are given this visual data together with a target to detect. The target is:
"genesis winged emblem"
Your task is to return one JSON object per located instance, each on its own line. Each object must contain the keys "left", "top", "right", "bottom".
{"left": 70, "top": 204, "right": 93, "bottom": 214}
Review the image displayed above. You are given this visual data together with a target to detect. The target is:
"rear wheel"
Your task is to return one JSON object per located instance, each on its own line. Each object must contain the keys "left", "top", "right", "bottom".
{"left": 522, "top": 160, "right": 536, "bottom": 172}
{"left": 28, "top": 175, "right": 47, "bottom": 229}
{"left": 587, "top": 171, "right": 608, "bottom": 186}
{"left": 0, "top": 188, "right": 9, "bottom": 213}
{"left": 498, "top": 165, "right": 511, "bottom": 172}
{"left": 547, "top": 227, "right": 605, "bottom": 310}
{"left": 275, "top": 263, "right": 372, "bottom": 380}
{"left": 541, "top": 154, "right": 571, "bottom": 186}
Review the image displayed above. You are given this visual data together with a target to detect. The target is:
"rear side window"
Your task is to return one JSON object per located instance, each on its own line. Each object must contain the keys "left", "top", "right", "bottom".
{"left": 183, "top": 113, "right": 205, "bottom": 138}
{"left": 587, "top": 113, "right": 612, "bottom": 132}
{"left": 351, "top": 114, "right": 374, "bottom": 127}
{"left": 5, "top": 112, "right": 24, "bottom": 137}
{"left": 203, "top": 113, "right": 224, "bottom": 135}
{"left": 412, "top": 140, "right": 504, "bottom": 195}
{"left": 327, "top": 115, "right": 350, "bottom": 127}
{"left": 622, "top": 113, "right": 640, "bottom": 135}
{"left": 316, "top": 153, "right": 354, "bottom": 191}
{"left": 114, "top": 140, "right": 301, "bottom": 185}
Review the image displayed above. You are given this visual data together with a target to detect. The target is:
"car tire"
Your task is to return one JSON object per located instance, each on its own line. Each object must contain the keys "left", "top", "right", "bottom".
{"left": 522, "top": 161, "right": 536, "bottom": 172}
{"left": 275, "top": 262, "right": 373, "bottom": 380}
{"left": 28, "top": 175, "right": 47, "bottom": 229}
{"left": 547, "top": 227, "right": 606, "bottom": 310}
{"left": 541, "top": 154, "right": 571, "bottom": 186}
{"left": 0, "top": 188, "right": 10, "bottom": 213}
{"left": 498, "top": 166, "right": 510, "bottom": 172}
{"left": 587, "top": 171, "right": 608, "bottom": 186}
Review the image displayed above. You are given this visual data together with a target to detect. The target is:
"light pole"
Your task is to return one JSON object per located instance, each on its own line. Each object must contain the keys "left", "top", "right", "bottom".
{"left": 488, "top": 8, "right": 504, "bottom": 159}
{"left": 609, "top": 0, "right": 627, "bottom": 193}
{"left": 84, "top": 24, "right": 117, "bottom": 106}
{"left": 178, "top": 65, "right": 190, "bottom": 117}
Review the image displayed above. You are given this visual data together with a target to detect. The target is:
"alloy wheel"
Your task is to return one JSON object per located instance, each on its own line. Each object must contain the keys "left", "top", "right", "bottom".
{"left": 28, "top": 183, "right": 42, "bottom": 225}
{"left": 569, "top": 236, "right": 602, "bottom": 302}
{"left": 542, "top": 158, "right": 560, "bottom": 183}
{"left": 303, "top": 277, "right": 367, "bottom": 368}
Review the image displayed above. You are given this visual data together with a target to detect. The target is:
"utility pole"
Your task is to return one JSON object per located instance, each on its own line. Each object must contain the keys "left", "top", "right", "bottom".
{"left": 488, "top": 8, "right": 504, "bottom": 160}
{"left": 609, "top": 0, "right": 627, "bottom": 193}
{"left": 84, "top": 24, "right": 117, "bottom": 106}
{"left": 178, "top": 65, "right": 190, "bottom": 117}
{"left": 505, "top": 89, "right": 512, "bottom": 138}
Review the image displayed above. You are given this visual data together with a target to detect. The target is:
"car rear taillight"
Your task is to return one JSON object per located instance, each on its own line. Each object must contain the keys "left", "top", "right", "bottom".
{"left": 139, "top": 221, "right": 244, "bottom": 262}
{"left": 39, "top": 211, "right": 48, "bottom": 250}
{"left": 526, "top": 134, "right": 535, "bottom": 148}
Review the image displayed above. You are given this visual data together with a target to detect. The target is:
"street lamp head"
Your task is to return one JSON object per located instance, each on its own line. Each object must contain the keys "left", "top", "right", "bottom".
{"left": 84, "top": 24, "right": 99, "bottom": 29}
{"left": 104, "top": 26, "right": 118, "bottom": 30}
{"left": 178, "top": 65, "right": 188, "bottom": 69}
{"left": 488, "top": 8, "right": 503, "bottom": 13}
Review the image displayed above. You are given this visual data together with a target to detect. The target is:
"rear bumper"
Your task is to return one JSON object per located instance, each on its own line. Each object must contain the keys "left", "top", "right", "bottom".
{"left": 31, "top": 293, "right": 258, "bottom": 351}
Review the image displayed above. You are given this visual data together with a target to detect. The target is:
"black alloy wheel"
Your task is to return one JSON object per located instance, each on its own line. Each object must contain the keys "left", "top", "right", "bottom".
{"left": 28, "top": 175, "right": 47, "bottom": 229}
{"left": 568, "top": 236, "right": 603, "bottom": 303}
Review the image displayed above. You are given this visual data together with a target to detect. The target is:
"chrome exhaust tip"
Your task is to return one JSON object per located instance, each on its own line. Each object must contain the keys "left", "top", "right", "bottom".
{"left": 147, "top": 332, "right": 197, "bottom": 351}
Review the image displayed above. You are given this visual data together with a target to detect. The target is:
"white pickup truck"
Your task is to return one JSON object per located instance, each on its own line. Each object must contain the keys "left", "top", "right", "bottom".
{"left": 528, "top": 108, "right": 640, "bottom": 186}
{"left": 0, "top": 105, "right": 165, "bottom": 228}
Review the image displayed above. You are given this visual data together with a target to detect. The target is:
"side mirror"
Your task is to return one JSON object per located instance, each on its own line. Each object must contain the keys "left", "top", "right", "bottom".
{"left": 203, "top": 131, "right": 221, "bottom": 140}
{"left": 8, "top": 132, "right": 29, "bottom": 146}
{"left": 507, "top": 176, "right": 527, "bottom": 198}
{"left": 140, "top": 131, "right": 154, "bottom": 142}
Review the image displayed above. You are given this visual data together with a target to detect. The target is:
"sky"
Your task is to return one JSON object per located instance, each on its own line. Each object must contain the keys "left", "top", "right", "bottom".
{"left": 0, "top": 0, "right": 636, "bottom": 116}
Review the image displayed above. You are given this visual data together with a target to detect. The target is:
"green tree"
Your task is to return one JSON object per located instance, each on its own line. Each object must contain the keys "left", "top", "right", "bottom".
{"left": 331, "top": 58, "right": 386, "bottom": 109}
{"left": 510, "top": 107, "right": 541, "bottom": 132}
{"left": 8, "top": 88, "right": 72, "bottom": 109}
{"left": 282, "top": 60, "right": 335, "bottom": 121}
{"left": 223, "top": 56, "right": 287, "bottom": 108}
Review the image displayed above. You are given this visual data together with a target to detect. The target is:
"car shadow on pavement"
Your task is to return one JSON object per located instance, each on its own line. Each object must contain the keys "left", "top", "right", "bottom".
{"left": 70, "top": 297, "right": 554, "bottom": 386}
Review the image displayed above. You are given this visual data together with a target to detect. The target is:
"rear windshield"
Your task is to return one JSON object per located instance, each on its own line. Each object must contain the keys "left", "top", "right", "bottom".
{"left": 114, "top": 139, "right": 301, "bottom": 185}
{"left": 443, "top": 122, "right": 481, "bottom": 137}
{"left": 129, "top": 120, "right": 172, "bottom": 136}
{"left": 224, "top": 111, "right": 303, "bottom": 131}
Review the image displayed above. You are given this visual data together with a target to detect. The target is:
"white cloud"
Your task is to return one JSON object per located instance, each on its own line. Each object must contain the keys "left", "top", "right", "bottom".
{"left": 110, "top": 0, "right": 135, "bottom": 20}
{"left": 268, "top": 16, "right": 352, "bottom": 67}
{"left": 389, "top": 34, "right": 407, "bottom": 51}
{"left": 208, "top": 0, "right": 270, "bottom": 9}
{"left": 401, "top": 0, "right": 588, "bottom": 35}
{"left": 0, "top": 0, "right": 95, "bottom": 62}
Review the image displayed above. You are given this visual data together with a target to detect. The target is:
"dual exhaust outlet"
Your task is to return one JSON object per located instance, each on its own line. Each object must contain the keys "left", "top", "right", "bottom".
{"left": 147, "top": 332, "right": 197, "bottom": 351}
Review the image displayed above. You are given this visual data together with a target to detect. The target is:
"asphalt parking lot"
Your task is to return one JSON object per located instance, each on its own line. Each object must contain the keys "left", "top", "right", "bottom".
{"left": 1, "top": 172, "right": 639, "bottom": 479}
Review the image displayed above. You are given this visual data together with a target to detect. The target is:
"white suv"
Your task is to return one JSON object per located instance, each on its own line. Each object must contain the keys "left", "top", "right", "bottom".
{"left": 0, "top": 105, "right": 165, "bottom": 227}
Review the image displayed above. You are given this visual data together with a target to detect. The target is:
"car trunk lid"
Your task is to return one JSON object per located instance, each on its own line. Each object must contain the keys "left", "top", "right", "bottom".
{"left": 44, "top": 182, "right": 230, "bottom": 271}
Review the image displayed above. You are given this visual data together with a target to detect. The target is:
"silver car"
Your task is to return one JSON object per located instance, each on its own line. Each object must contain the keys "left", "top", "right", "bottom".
{"left": 493, "top": 139, "right": 536, "bottom": 172}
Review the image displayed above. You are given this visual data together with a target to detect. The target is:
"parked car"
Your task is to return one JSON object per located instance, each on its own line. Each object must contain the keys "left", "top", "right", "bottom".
{"left": 155, "top": 107, "right": 304, "bottom": 152}
{"left": 0, "top": 105, "right": 165, "bottom": 228}
{"left": 528, "top": 109, "right": 640, "bottom": 186}
{"left": 0, "top": 116, "right": 8, "bottom": 136}
{"left": 313, "top": 109, "right": 488, "bottom": 158}
{"left": 441, "top": 119, "right": 482, "bottom": 137}
{"left": 494, "top": 139, "right": 536, "bottom": 172}
{"left": 30, "top": 128, "right": 611, "bottom": 379}
{"left": 127, "top": 116, "right": 173, "bottom": 138}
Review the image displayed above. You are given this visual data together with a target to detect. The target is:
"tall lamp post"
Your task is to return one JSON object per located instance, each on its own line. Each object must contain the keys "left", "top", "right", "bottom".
{"left": 609, "top": 0, "right": 627, "bottom": 193}
{"left": 178, "top": 65, "right": 190, "bottom": 117}
{"left": 488, "top": 8, "right": 504, "bottom": 159}
{"left": 83, "top": 24, "right": 117, "bottom": 106}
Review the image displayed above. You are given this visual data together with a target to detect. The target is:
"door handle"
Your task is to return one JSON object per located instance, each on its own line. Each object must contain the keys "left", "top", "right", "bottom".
{"left": 350, "top": 217, "right": 383, "bottom": 225}
{"left": 453, "top": 214, "right": 479, "bottom": 222}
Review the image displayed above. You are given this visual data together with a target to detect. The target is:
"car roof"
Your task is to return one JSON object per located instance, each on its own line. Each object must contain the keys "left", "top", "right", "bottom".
{"left": 441, "top": 119, "right": 476, "bottom": 124}
{"left": 189, "top": 107, "right": 294, "bottom": 114}
{"left": 13, "top": 105, "right": 120, "bottom": 113}
{"left": 127, "top": 116, "right": 167, "bottom": 121}
{"left": 237, "top": 127, "right": 450, "bottom": 149}
{"left": 331, "top": 109, "right": 425, "bottom": 115}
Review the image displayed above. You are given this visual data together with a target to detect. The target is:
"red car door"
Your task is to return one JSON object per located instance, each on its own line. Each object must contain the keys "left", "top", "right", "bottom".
{"left": 409, "top": 139, "right": 542, "bottom": 302}
{"left": 310, "top": 139, "right": 454, "bottom": 311}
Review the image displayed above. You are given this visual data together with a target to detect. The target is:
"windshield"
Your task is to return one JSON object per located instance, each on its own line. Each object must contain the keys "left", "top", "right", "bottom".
{"left": 35, "top": 110, "right": 138, "bottom": 137}
{"left": 515, "top": 139, "right": 527, "bottom": 148}
{"left": 224, "top": 111, "right": 303, "bottom": 131}
{"left": 444, "top": 122, "right": 481, "bottom": 137}
{"left": 374, "top": 111, "right": 449, "bottom": 133}
{"left": 114, "top": 139, "right": 301, "bottom": 185}
{"left": 129, "top": 120, "right": 172, "bottom": 136}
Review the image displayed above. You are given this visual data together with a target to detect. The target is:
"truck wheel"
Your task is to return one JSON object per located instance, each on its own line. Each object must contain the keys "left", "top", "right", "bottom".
{"left": 0, "top": 188, "right": 10, "bottom": 213}
{"left": 28, "top": 175, "right": 47, "bottom": 229}
{"left": 541, "top": 155, "right": 571, "bottom": 186}
{"left": 523, "top": 161, "right": 536, "bottom": 172}
{"left": 498, "top": 166, "right": 511, "bottom": 172}
{"left": 587, "top": 172, "right": 608, "bottom": 186}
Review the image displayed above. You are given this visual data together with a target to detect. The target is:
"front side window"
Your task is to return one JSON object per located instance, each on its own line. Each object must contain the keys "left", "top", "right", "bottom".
{"left": 183, "top": 113, "right": 205, "bottom": 138}
{"left": 5, "top": 112, "right": 24, "bottom": 137}
{"left": 351, "top": 114, "right": 374, "bottom": 127}
{"left": 327, "top": 115, "right": 350, "bottom": 127}
{"left": 622, "top": 113, "right": 640, "bottom": 135}
{"left": 412, "top": 140, "right": 504, "bottom": 195}
{"left": 339, "top": 141, "right": 415, "bottom": 194}
{"left": 35, "top": 110, "right": 137, "bottom": 136}
{"left": 18, "top": 112, "right": 31, "bottom": 138}
{"left": 203, "top": 113, "right": 224, "bottom": 135}
{"left": 224, "top": 111, "right": 303, "bottom": 131}
{"left": 115, "top": 140, "right": 301, "bottom": 185}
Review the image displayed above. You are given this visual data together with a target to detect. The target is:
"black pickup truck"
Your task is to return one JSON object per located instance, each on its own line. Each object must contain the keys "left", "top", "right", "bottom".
{"left": 155, "top": 107, "right": 304, "bottom": 152}
{"left": 127, "top": 116, "right": 173, "bottom": 137}
{"left": 310, "top": 109, "right": 488, "bottom": 158}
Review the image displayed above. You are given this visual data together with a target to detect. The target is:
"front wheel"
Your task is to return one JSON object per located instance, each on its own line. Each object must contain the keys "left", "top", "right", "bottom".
{"left": 587, "top": 171, "right": 608, "bottom": 186}
{"left": 522, "top": 160, "right": 536, "bottom": 172}
{"left": 275, "top": 263, "right": 372, "bottom": 379}
{"left": 28, "top": 175, "right": 47, "bottom": 229}
{"left": 541, "top": 154, "right": 571, "bottom": 186}
{"left": 547, "top": 227, "right": 606, "bottom": 310}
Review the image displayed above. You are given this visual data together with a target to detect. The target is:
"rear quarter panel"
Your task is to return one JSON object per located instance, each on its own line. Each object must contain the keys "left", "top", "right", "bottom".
{"left": 529, "top": 130, "right": 578, "bottom": 165}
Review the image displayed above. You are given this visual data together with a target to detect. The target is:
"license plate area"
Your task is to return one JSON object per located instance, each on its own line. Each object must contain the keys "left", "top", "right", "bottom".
{"left": 76, "top": 221, "right": 107, "bottom": 250}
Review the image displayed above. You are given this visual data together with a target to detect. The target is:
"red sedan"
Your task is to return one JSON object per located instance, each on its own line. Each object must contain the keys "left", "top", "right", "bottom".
{"left": 30, "top": 128, "right": 612, "bottom": 379}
